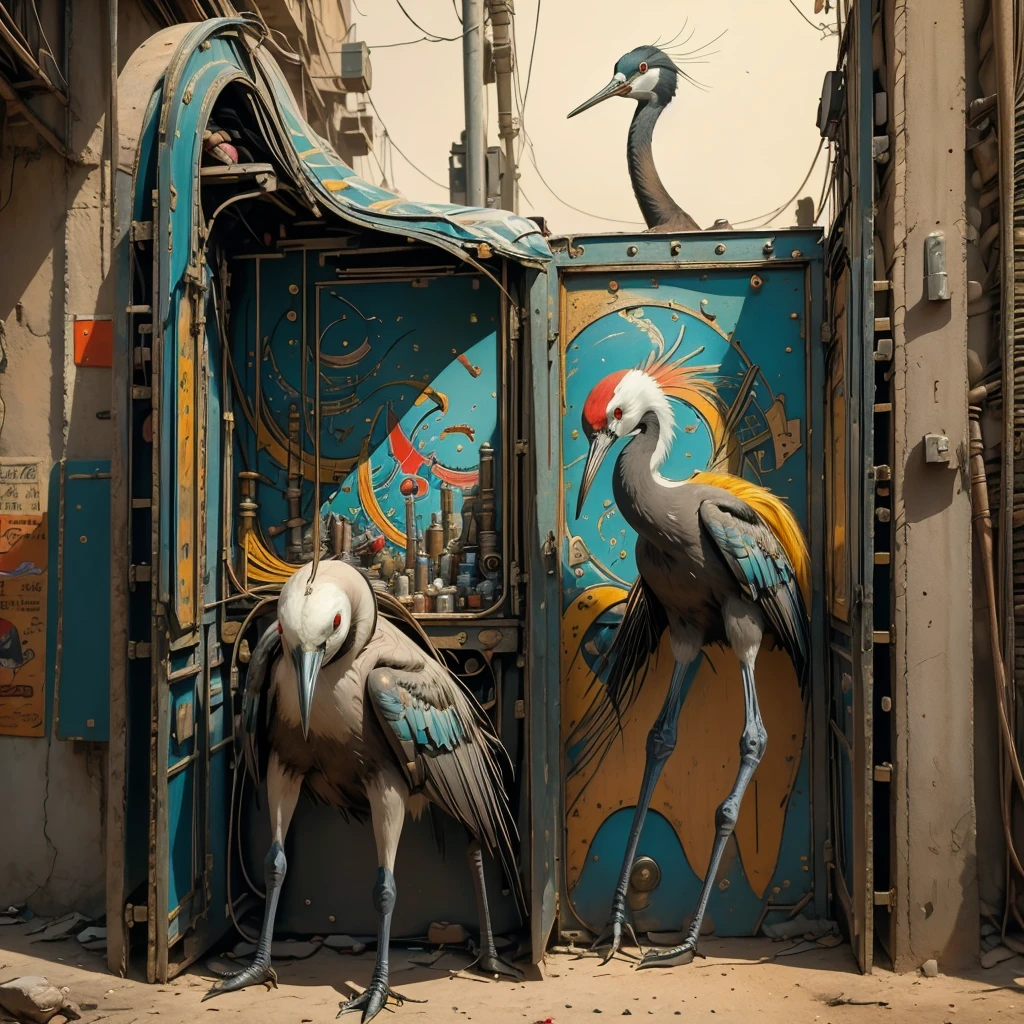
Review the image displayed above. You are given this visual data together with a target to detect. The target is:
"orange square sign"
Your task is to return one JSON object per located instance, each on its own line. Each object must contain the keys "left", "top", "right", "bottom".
{"left": 74, "top": 318, "right": 113, "bottom": 368}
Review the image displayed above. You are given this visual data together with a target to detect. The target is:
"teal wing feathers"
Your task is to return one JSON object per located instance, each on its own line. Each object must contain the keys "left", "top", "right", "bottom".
{"left": 698, "top": 498, "right": 809, "bottom": 698}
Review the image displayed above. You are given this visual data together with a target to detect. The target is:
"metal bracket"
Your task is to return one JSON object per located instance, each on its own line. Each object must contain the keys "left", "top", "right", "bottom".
{"left": 127, "top": 641, "right": 152, "bottom": 660}
{"left": 924, "top": 232, "right": 950, "bottom": 301}
{"left": 129, "top": 564, "right": 152, "bottom": 585}
{"left": 873, "top": 888, "right": 896, "bottom": 910}
{"left": 130, "top": 220, "right": 153, "bottom": 242}
{"left": 924, "top": 433, "right": 950, "bottom": 464}
{"left": 514, "top": 439, "right": 529, "bottom": 456}
{"left": 873, "top": 762, "right": 893, "bottom": 783}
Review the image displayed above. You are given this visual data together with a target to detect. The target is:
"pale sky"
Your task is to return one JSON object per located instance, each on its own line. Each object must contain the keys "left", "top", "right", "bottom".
{"left": 349, "top": 0, "right": 838, "bottom": 235}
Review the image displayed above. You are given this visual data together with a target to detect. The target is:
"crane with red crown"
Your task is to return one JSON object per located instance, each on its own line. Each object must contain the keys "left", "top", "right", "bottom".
{"left": 571, "top": 353, "right": 811, "bottom": 970}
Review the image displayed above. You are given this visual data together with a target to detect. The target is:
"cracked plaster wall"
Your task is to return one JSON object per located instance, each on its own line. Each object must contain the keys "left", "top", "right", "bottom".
{"left": 0, "top": 0, "right": 159, "bottom": 917}
{"left": 886, "top": 0, "right": 979, "bottom": 972}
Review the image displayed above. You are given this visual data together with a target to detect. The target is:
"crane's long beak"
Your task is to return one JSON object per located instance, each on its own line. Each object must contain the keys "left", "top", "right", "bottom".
{"left": 567, "top": 77, "right": 632, "bottom": 118}
{"left": 576, "top": 430, "right": 615, "bottom": 519}
{"left": 292, "top": 645, "right": 324, "bottom": 740}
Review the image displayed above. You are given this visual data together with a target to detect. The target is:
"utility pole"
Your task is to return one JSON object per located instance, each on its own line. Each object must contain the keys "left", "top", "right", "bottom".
{"left": 462, "top": 0, "right": 486, "bottom": 206}
{"left": 487, "top": 0, "right": 519, "bottom": 213}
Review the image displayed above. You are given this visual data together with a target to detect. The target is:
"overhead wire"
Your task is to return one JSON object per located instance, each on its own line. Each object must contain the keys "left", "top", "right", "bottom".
{"left": 728, "top": 138, "right": 826, "bottom": 227}
{"left": 393, "top": 0, "right": 465, "bottom": 41}
{"left": 365, "top": 94, "right": 449, "bottom": 190}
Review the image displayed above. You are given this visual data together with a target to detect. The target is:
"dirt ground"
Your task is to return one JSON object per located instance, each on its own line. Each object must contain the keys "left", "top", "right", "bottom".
{"left": 1, "top": 923, "right": 1023, "bottom": 1024}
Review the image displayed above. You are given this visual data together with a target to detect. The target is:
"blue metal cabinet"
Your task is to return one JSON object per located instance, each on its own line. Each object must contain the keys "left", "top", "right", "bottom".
{"left": 550, "top": 230, "right": 830, "bottom": 940}
{"left": 47, "top": 461, "right": 112, "bottom": 741}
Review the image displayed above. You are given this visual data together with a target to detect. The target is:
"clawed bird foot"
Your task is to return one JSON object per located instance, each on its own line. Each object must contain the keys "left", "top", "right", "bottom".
{"left": 471, "top": 948, "right": 524, "bottom": 980}
{"left": 202, "top": 959, "right": 278, "bottom": 999}
{"left": 590, "top": 915, "right": 641, "bottom": 964}
{"left": 637, "top": 937, "right": 703, "bottom": 970}
{"left": 337, "top": 980, "right": 425, "bottom": 1023}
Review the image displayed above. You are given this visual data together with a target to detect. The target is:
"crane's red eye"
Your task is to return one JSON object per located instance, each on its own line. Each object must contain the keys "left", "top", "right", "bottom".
{"left": 333, "top": 612, "right": 342, "bottom": 629}
{"left": 638, "top": 61, "right": 648, "bottom": 73}
{"left": 614, "top": 407, "right": 623, "bottom": 420}
{"left": 277, "top": 622, "right": 283, "bottom": 634}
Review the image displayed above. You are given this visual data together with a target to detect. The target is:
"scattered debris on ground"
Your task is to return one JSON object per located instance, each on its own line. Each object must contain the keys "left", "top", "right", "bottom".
{"left": 0, "top": 976, "right": 80, "bottom": 1023}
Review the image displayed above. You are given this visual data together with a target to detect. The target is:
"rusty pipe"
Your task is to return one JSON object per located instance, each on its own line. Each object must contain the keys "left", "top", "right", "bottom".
{"left": 969, "top": 399, "right": 1024, "bottom": 879}
{"left": 486, "top": 0, "right": 518, "bottom": 212}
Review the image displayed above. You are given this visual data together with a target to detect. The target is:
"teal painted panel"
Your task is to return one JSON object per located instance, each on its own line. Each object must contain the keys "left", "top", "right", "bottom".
{"left": 53, "top": 461, "right": 111, "bottom": 741}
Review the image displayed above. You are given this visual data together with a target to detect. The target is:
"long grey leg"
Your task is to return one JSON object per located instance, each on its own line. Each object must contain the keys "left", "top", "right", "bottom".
{"left": 338, "top": 765, "right": 421, "bottom": 1022}
{"left": 639, "top": 652, "right": 767, "bottom": 969}
{"left": 205, "top": 753, "right": 302, "bottom": 998}
{"left": 467, "top": 838, "right": 523, "bottom": 979}
{"left": 592, "top": 626, "right": 699, "bottom": 963}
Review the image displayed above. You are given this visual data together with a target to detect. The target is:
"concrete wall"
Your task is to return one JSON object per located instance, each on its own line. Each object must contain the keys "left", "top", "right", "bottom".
{"left": 886, "top": 0, "right": 979, "bottom": 972}
{"left": 0, "top": 0, "right": 161, "bottom": 917}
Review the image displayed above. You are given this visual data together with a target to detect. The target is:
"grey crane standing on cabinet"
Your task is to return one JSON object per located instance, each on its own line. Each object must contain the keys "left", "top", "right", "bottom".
{"left": 572, "top": 364, "right": 810, "bottom": 968}
{"left": 205, "top": 560, "right": 522, "bottom": 1021}
{"left": 568, "top": 43, "right": 731, "bottom": 232}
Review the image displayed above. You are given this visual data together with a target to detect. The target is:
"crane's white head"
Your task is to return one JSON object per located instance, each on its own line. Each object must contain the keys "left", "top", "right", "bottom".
{"left": 576, "top": 368, "right": 675, "bottom": 518}
{"left": 277, "top": 565, "right": 354, "bottom": 738}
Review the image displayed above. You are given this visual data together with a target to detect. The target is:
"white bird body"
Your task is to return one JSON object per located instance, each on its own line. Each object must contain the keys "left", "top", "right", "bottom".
{"left": 207, "top": 560, "right": 522, "bottom": 1018}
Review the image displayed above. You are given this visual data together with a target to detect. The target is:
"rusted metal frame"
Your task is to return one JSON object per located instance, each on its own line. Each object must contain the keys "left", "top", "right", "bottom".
{"left": 805, "top": 255, "right": 831, "bottom": 922}
{"left": 526, "top": 262, "right": 562, "bottom": 960}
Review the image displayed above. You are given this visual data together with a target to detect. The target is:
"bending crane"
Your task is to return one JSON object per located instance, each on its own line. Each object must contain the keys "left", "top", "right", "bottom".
{"left": 206, "top": 561, "right": 522, "bottom": 1019}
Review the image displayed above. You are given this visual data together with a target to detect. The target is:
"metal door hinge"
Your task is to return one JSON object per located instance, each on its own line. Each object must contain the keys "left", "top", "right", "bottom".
{"left": 124, "top": 902, "right": 148, "bottom": 927}
{"left": 873, "top": 762, "right": 893, "bottom": 782}
{"left": 128, "top": 641, "right": 152, "bottom": 660}
{"left": 126, "top": 303, "right": 151, "bottom": 315}
{"left": 541, "top": 531, "right": 557, "bottom": 575}
{"left": 514, "top": 699, "right": 525, "bottom": 719}
{"left": 129, "top": 564, "right": 152, "bottom": 585}
{"left": 510, "top": 562, "right": 529, "bottom": 586}
{"left": 514, "top": 439, "right": 529, "bottom": 456}
{"left": 823, "top": 838, "right": 834, "bottom": 865}
{"left": 874, "top": 888, "right": 896, "bottom": 910}
{"left": 131, "top": 220, "right": 153, "bottom": 242}
{"left": 131, "top": 385, "right": 152, "bottom": 401}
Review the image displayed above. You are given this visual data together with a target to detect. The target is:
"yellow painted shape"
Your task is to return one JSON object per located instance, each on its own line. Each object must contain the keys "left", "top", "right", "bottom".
{"left": 561, "top": 590, "right": 806, "bottom": 906}
{"left": 298, "top": 147, "right": 322, "bottom": 158}
{"left": 370, "top": 199, "right": 404, "bottom": 212}
{"left": 176, "top": 296, "right": 196, "bottom": 630}
{"left": 322, "top": 179, "right": 350, "bottom": 192}
{"left": 357, "top": 439, "right": 406, "bottom": 548}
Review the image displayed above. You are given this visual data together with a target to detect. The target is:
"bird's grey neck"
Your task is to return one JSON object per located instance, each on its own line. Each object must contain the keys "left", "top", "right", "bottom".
{"left": 628, "top": 102, "right": 699, "bottom": 232}
{"left": 614, "top": 412, "right": 674, "bottom": 537}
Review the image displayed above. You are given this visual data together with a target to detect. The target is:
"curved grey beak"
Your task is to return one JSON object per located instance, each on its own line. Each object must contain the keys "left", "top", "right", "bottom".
{"left": 576, "top": 429, "right": 615, "bottom": 519}
{"left": 292, "top": 644, "right": 325, "bottom": 740}
{"left": 567, "top": 77, "right": 632, "bottom": 118}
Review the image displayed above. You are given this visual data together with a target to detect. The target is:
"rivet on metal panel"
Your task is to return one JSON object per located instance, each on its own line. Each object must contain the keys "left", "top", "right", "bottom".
{"left": 881, "top": 696, "right": 892, "bottom": 712}
{"left": 470, "top": 313, "right": 478, "bottom": 323}
{"left": 876, "top": 507, "right": 891, "bottom": 522}
{"left": 626, "top": 245, "right": 639, "bottom": 257}
{"left": 286, "top": 310, "right": 297, "bottom": 322}
{"left": 200, "top": 39, "right": 211, "bottom": 50}
{"left": 763, "top": 241, "right": 774, "bottom": 256}
{"left": 791, "top": 249, "right": 803, "bottom": 258}
{"left": 608, "top": 280, "right": 619, "bottom": 293}
{"left": 86, "top": 719, "right": 95, "bottom": 728}
{"left": 750, "top": 274, "right": 763, "bottom": 290}
{"left": 79, "top": 535, "right": 87, "bottom": 544}
{"left": 288, "top": 284, "right": 299, "bottom": 294}
{"left": 714, "top": 243, "right": 727, "bottom": 255}
{"left": 670, "top": 240, "right": 681, "bottom": 256}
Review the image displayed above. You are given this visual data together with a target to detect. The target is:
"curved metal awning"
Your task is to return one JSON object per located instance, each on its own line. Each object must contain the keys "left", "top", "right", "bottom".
{"left": 118, "top": 17, "right": 550, "bottom": 270}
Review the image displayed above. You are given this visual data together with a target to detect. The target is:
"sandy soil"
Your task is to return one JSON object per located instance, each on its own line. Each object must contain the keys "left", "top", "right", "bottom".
{"left": 0, "top": 925, "right": 1021, "bottom": 1024}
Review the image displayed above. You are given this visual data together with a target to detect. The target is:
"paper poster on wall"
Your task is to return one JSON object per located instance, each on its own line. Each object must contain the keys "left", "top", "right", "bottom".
{"left": 0, "top": 459, "right": 46, "bottom": 737}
